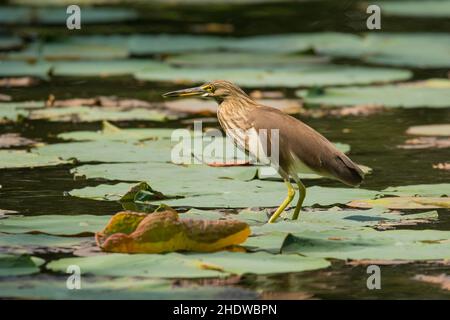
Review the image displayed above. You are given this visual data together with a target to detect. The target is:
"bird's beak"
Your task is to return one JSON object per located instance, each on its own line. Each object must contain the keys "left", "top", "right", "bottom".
{"left": 162, "top": 86, "right": 208, "bottom": 98}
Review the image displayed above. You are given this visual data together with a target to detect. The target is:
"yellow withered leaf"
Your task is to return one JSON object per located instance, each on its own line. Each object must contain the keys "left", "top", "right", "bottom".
{"left": 96, "top": 210, "right": 250, "bottom": 254}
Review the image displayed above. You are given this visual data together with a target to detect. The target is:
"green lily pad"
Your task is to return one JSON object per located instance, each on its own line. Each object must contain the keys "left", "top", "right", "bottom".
{"left": 33, "top": 140, "right": 173, "bottom": 164}
{"left": 167, "top": 52, "right": 329, "bottom": 67}
{"left": 0, "top": 253, "right": 44, "bottom": 276}
{"left": 42, "top": 36, "right": 129, "bottom": 60}
{"left": 0, "top": 150, "right": 70, "bottom": 169}
{"left": 0, "top": 233, "right": 89, "bottom": 253}
{"left": 129, "top": 34, "right": 228, "bottom": 55}
{"left": 382, "top": 184, "right": 450, "bottom": 197}
{"left": 0, "top": 35, "right": 23, "bottom": 50}
{"left": 348, "top": 197, "right": 450, "bottom": 210}
{"left": 0, "top": 101, "right": 45, "bottom": 123}
{"left": 0, "top": 276, "right": 257, "bottom": 300}
{"left": 38, "top": 7, "right": 138, "bottom": 25}
{"left": 282, "top": 228, "right": 450, "bottom": 261}
{"left": 0, "top": 6, "right": 137, "bottom": 25}
{"left": 406, "top": 124, "right": 450, "bottom": 137}
{"left": 380, "top": 1, "right": 450, "bottom": 18}
{"left": 317, "top": 33, "right": 450, "bottom": 68}
{"left": 52, "top": 59, "right": 165, "bottom": 77}
{"left": 135, "top": 64, "right": 411, "bottom": 88}
{"left": 58, "top": 127, "right": 175, "bottom": 142}
{"left": 298, "top": 81, "right": 450, "bottom": 108}
{"left": 71, "top": 162, "right": 257, "bottom": 186}
{"left": 47, "top": 251, "right": 330, "bottom": 278}
{"left": 69, "top": 180, "right": 380, "bottom": 209}
{"left": 0, "top": 215, "right": 110, "bottom": 236}
{"left": 0, "top": 61, "right": 52, "bottom": 78}
{"left": 225, "top": 32, "right": 360, "bottom": 54}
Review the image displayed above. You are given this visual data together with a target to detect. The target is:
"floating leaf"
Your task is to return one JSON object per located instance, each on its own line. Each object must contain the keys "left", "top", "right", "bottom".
{"left": 58, "top": 127, "right": 174, "bottom": 142}
{"left": 70, "top": 180, "right": 380, "bottom": 209}
{"left": 129, "top": 34, "right": 228, "bottom": 55}
{"left": 53, "top": 59, "right": 165, "bottom": 77}
{"left": 0, "top": 150, "right": 70, "bottom": 169}
{"left": 414, "top": 274, "right": 450, "bottom": 291}
{"left": 317, "top": 33, "right": 450, "bottom": 68}
{"left": 0, "top": 35, "right": 22, "bottom": 50}
{"left": 135, "top": 64, "right": 411, "bottom": 88}
{"left": 0, "top": 233, "right": 88, "bottom": 254}
{"left": 381, "top": 1, "right": 450, "bottom": 18}
{"left": 382, "top": 184, "right": 450, "bottom": 197}
{"left": 406, "top": 124, "right": 450, "bottom": 137}
{"left": 47, "top": 251, "right": 330, "bottom": 278}
{"left": 348, "top": 197, "right": 450, "bottom": 209}
{"left": 0, "top": 61, "right": 52, "bottom": 78}
{"left": 0, "top": 276, "right": 256, "bottom": 300}
{"left": 0, "top": 101, "right": 44, "bottom": 123}
{"left": 299, "top": 80, "right": 450, "bottom": 108}
{"left": 29, "top": 106, "right": 171, "bottom": 122}
{"left": 0, "top": 214, "right": 110, "bottom": 236}
{"left": 0, "top": 133, "right": 37, "bottom": 148}
{"left": 96, "top": 210, "right": 251, "bottom": 253}
{"left": 167, "top": 52, "right": 329, "bottom": 67}
{"left": 0, "top": 253, "right": 44, "bottom": 276}
{"left": 281, "top": 229, "right": 450, "bottom": 261}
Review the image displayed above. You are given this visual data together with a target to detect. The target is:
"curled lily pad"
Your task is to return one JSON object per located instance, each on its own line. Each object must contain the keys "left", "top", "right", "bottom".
{"left": 96, "top": 210, "right": 251, "bottom": 253}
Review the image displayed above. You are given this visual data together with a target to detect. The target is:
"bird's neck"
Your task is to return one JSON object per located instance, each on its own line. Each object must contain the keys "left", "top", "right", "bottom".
{"left": 216, "top": 95, "right": 258, "bottom": 133}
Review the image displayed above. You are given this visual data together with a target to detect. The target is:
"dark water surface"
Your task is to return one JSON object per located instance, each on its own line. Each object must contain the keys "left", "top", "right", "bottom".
{"left": 0, "top": 0, "right": 449, "bottom": 299}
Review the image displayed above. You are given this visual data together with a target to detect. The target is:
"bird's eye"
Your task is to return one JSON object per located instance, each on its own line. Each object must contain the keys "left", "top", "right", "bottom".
{"left": 204, "top": 85, "right": 214, "bottom": 92}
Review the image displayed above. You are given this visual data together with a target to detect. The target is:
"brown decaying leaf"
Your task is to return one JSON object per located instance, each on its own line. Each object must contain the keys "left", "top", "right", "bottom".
{"left": 397, "top": 137, "right": 450, "bottom": 149}
{"left": 96, "top": 210, "right": 250, "bottom": 254}
{"left": 0, "top": 133, "right": 37, "bottom": 148}
{"left": 433, "top": 163, "right": 450, "bottom": 171}
{"left": 0, "top": 77, "right": 38, "bottom": 88}
{"left": 46, "top": 95, "right": 154, "bottom": 109}
{"left": 300, "top": 104, "right": 384, "bottom": 118}
{"left": 207, "top": 160, "right": 250, "bottom": 167}
{"left": 190, "top": 23, "right": 234, "bottom": 33}
{"left": 0, "top": 93, "right": 11, "bottom": 101}
{"left": 348, "top": 196, "right": 450, "bottom": 210}
{"left": 260, "top": 291, "right": 314, "bottom": 300}
{"left": 414, "top": 274, "right": 450, "bottom": 291}
{"left": 346, "top": 259, "right": 412, "bottom": 266}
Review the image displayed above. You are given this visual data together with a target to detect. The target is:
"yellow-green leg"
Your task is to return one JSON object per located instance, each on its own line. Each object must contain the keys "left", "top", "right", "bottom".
{"left": 292, "top": 177, "right": 306, "bottom": 220}
{"left": 268, "top": 180, "right": 295, "bottom": 223}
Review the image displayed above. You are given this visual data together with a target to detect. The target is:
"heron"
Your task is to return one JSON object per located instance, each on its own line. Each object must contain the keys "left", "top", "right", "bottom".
{"left": 163, "top": 80, "right": 364, "bottom": 223}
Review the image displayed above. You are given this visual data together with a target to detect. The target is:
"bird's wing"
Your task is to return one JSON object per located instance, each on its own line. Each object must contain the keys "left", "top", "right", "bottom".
{"left": 248, "top": 106, "right": 364, "bottom": 186}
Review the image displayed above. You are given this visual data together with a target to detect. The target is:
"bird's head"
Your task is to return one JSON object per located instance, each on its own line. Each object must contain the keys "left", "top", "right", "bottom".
{"left": 162, "top": 80, "right": 250, "bottom": 103}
